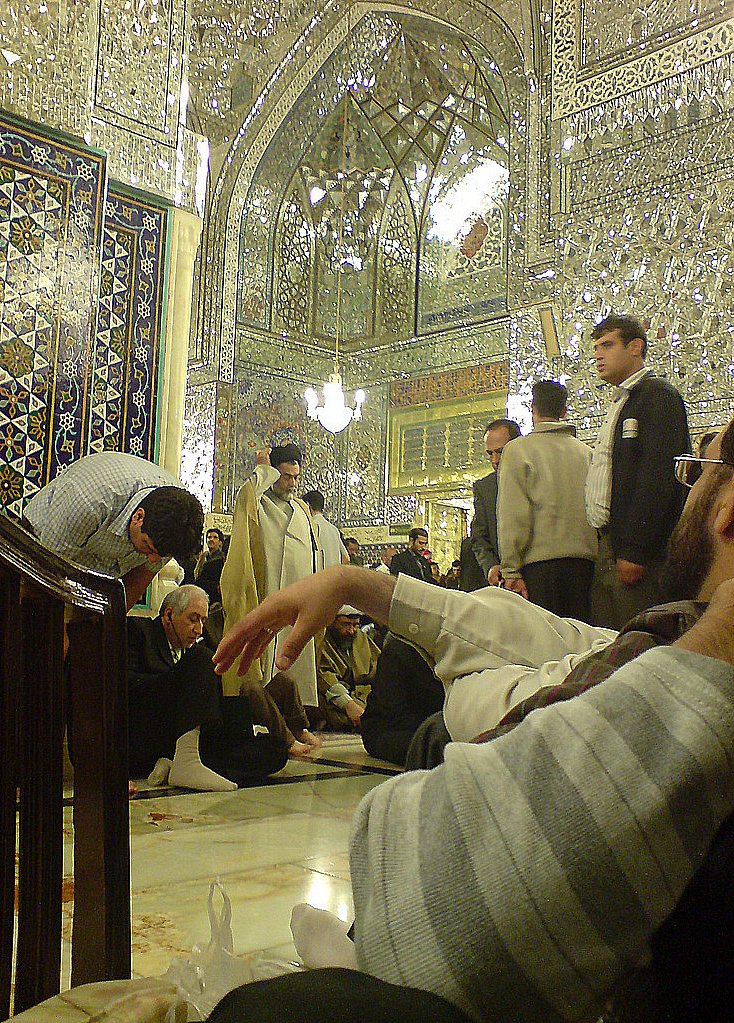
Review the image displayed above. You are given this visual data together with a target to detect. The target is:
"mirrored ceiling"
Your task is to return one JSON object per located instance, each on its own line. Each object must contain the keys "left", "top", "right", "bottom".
{"left": 237, "top": 13, "right": 512, "bottom": 351}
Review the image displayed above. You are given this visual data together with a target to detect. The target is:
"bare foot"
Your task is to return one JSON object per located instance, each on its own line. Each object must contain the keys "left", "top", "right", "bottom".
{"left": 128, "top": 780, "right": 139, "bottom": 799}
{"left": 288, "top": 740, "right": 312, "bottom": 757}
{"left": 299, "top": 729, "right": 323, "bottom": 749}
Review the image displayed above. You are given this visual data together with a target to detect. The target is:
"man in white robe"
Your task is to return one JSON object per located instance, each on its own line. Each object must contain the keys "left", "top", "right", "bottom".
{"left": 220, "top": 443, "right": 321, "bottom": 752}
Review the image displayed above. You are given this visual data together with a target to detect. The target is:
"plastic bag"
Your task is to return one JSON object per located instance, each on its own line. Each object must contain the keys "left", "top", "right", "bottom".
{"left": 164, "top": 879, "right": 300, "bottom": 1020}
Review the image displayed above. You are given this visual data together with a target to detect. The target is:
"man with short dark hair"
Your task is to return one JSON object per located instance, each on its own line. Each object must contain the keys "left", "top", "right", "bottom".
{"left": 498, "top": 380, "right": 598, "bottom": 620}
{"left": 389, "top": 528, "right": 434, "bottom": 583}
{"left": 470, "top": 418, "right": 521, "bottom": 588}
{"left": 24, "top": 450, "right": 203, "bottom": 609}
{"left": 444, "top": 559, "right": 462, "bottom": 589}
{"left": 220, "top": 443, "right": 322, "bottom": 754}
{"left": 195, "top": 527, "right": 227, "bottom": 604}
{"left": 344, "top": 537, "right": 363, "bottom": 566}
{"left": 301, "top": 489, "right": 349, "bottom": 569}
{"left": 586, "top": 312, "right": 690, "bottom": 628}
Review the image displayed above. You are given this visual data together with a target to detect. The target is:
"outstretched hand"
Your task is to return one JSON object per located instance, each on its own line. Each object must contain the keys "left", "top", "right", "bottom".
{"left": 213, "top": 565, "right": 397, "bottom": 678}
{"left": 213, "top": 567, "right": 348, "bottom": 677}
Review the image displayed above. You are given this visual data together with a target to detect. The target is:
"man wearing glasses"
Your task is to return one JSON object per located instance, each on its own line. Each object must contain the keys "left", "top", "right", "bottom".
{"left": 585, "top": 313, "right": 690, "bottom": 628}
{"left": 212, "top": 421, "right": 734, "bottom": 1023}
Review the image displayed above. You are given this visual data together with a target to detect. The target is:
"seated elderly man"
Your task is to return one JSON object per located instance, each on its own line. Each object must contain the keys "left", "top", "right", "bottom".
{"left": 210, "top": 421, "right": 734, "bottom": 1023}
{"left": 128, "top": 585, "right": 287, "bottom": 791}
{"left": 313, "top": 606, "right": 379, "bottom": 731}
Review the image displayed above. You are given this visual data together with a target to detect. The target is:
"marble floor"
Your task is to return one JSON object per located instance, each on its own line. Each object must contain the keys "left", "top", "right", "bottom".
{"left": 59, "top": 735, "right": 400, "bottom": 992}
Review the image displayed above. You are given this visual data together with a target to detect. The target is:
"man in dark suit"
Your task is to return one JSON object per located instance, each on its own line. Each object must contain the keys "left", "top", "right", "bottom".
{"left": 389, "top": 528, "right": 435, "bottom": 584}
{"left": 585, "top": 313, "right": 691, "bottom": 628}
{"left": 128, "top": 584, "right": 287, "bottom": 789}
{"left": 194, "top": 527, "right": 227, "bottom": 603}
{"left": 470, "top": 418, "right": 521, "bottom": 589}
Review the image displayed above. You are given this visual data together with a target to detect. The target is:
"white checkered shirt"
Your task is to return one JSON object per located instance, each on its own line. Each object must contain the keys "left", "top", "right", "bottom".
{"left": 24, "top": 452, "right": 181, "bottom": 577}
{"left": 585, "top": 366, "right": 651, "bottom": 529}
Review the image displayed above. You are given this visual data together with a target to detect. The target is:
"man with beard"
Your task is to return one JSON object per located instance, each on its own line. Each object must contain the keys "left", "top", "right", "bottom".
{"left": 210, "top": 419, "right": 734, "bottom": 1023}
{"left": 219, "top": 444, "right": 322, "bottom": 755}
{"left": 313, "top": 606, "right": 379, "bottom": 731}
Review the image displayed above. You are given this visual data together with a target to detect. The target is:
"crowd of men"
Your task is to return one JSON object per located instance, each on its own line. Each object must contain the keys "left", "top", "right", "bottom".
{"left": 19, "top": 310, "right": 734, "bottom": 1021}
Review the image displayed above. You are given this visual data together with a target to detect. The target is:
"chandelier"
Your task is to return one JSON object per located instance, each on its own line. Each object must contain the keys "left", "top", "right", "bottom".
{"left": 304, "top": 64, "right": 366, "bottom": 435}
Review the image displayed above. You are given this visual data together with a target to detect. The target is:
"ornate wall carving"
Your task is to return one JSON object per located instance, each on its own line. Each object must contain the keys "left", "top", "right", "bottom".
{"left": 0, "top": 0, "right": 205, "bottom": 214}
{"left": 91, "top": 187, "right": 169, "bottom": 458}
{"left": 501, "top": 2, "right": 734, "bottom": 451}
{"left": 273, "top": 190, "right": 314, "bottom": 336}
{"left": 181, "top": 380, "right": 217, "bottom": 511}
{"left": 553, "top": 0, "right": 734, "bottom": 119}
{"left": 0, "top": 113, "right": 106, "bottom": 514}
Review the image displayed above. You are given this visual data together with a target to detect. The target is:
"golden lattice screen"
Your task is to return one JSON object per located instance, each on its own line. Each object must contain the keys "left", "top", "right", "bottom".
{"left": 388, "top": 362, "right": 508, "bottom": 495}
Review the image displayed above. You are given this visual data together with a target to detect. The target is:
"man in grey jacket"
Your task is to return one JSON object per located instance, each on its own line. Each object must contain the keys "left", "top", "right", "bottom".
{"left": 213, "top": 419, "right": 734, "bottom": 1023}
{"left": 498, "top": 380, "right": 597, "bottom": 620}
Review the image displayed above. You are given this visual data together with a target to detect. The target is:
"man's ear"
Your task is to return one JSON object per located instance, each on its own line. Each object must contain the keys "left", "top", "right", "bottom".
{"left": 713, "top": 480, "right": 734, "bottom": 538}
{"left": 130, "top": 507, "right": 145, "bottom": 527}
{"left": 629, "top": 337, "right": 645, "bottom": 359}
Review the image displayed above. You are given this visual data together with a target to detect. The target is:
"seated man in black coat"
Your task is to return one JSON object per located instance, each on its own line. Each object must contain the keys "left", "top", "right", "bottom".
{"left": 360, "top": 636, "right": 445, "bottom": 767}
{"left": 128, "top": 584, "right": 287, "bottom": 790}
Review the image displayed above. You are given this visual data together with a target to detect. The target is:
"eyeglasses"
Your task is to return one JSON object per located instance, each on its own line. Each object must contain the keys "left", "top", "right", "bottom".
{"left": 674, "top": 454, "right": 728, "bottom": 488}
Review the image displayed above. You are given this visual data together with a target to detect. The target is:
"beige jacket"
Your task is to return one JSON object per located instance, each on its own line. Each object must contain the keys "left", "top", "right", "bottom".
{"left": 497, "top": 422, "right": 598, "bottom": 579}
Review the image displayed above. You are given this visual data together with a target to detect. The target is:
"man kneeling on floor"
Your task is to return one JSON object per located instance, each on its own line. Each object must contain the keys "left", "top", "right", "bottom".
{"left": 127, "top": 585, "right": 287, "bottom": 791}
{"left": 312, "top": 606, "right": 379, "bottom": 731}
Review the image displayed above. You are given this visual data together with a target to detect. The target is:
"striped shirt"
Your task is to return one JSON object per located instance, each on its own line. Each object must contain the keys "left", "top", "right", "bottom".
{"left": 350, "top": 645, "right": 734, "bottom": 1022}
{"left": 24, "top": 452, "right": 181, "bottom": 577}
{"left": 585, "top": 366, "right": 651, "bottom": 528}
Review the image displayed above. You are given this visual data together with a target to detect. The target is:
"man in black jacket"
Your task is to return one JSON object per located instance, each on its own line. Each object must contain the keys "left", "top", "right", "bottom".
{"left": 585, "top": 313, "right": 690, "bottom": 628}
{"left": 470, "top": 418, "right": 521, "bottom": 589}
{"left": 128, "top": 584, "right": 287, "bottom": 789}
{"left": 389, "top": 528, "right": 434, "bottom": 584}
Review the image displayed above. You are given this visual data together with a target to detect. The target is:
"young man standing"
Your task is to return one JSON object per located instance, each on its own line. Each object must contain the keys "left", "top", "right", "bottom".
{"left": 585, "top": 313, "right": 690, "bottom": 628}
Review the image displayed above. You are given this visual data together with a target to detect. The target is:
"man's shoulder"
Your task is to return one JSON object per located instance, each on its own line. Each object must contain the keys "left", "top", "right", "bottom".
{"left": 630, "top": 374, "right": 686, "bottom": 407}
{"left": 127, "top": 614, "right": 161, "bottom": 640}
{"left": 79, "top": 451, "right": 179, "bottom": 485}
{"left": 473, "top": 473, "right": 497, "bottom": 496}
{"left": 391, "top": 549, "right": 417, "bottom": 571}
{"left": 318, "top": 515, "right": 341, "bottom": 538}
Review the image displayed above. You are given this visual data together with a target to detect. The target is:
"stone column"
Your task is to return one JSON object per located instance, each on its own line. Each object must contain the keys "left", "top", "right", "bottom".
{"left": 158, "top": 208, "right": 203, "bottom": 477}
{"left": 150, "top": 207, "right": 203, "bottom": 612}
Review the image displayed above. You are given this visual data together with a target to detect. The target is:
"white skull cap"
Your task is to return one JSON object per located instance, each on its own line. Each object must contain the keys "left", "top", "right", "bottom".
{"left": 338, "top": 604, "right": 362, "bottom": 616}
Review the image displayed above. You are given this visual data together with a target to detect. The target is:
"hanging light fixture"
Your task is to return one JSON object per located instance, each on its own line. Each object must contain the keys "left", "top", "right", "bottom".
{"left": 304, "top": 53, "right": 366, "bottom": 435}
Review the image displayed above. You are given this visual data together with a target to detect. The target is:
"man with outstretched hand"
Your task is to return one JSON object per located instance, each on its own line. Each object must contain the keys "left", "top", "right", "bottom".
{"left": 212, "top": 421, "right": 734, "bottom": 1023}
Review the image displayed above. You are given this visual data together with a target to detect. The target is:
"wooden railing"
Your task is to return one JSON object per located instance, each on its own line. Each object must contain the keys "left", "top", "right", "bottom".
{"left": 0, "top": 513, "right": 131, "bottom": 1018}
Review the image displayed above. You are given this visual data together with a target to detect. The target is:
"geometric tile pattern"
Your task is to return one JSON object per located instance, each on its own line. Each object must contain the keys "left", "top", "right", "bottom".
{"left": 90, "top": 188, "right": 168, "bottom": 459}
{"left": 0, "top": 113, "right": 105, "bottom": 516}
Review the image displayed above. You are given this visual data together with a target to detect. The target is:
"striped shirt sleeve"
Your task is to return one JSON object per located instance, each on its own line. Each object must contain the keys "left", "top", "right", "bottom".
{"left": 349, "top": 646, "right": 734, "bottom": 1022}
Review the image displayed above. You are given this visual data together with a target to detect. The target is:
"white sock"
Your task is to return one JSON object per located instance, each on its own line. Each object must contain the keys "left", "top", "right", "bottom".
{"left": 290, "top": 903, "right": 357, "bottom": 970}
{"left": 146, "top": 757, "right": 172, "bottom": 786}
{"left": 168, "top": 727, "right": 237, "bottom": 792}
